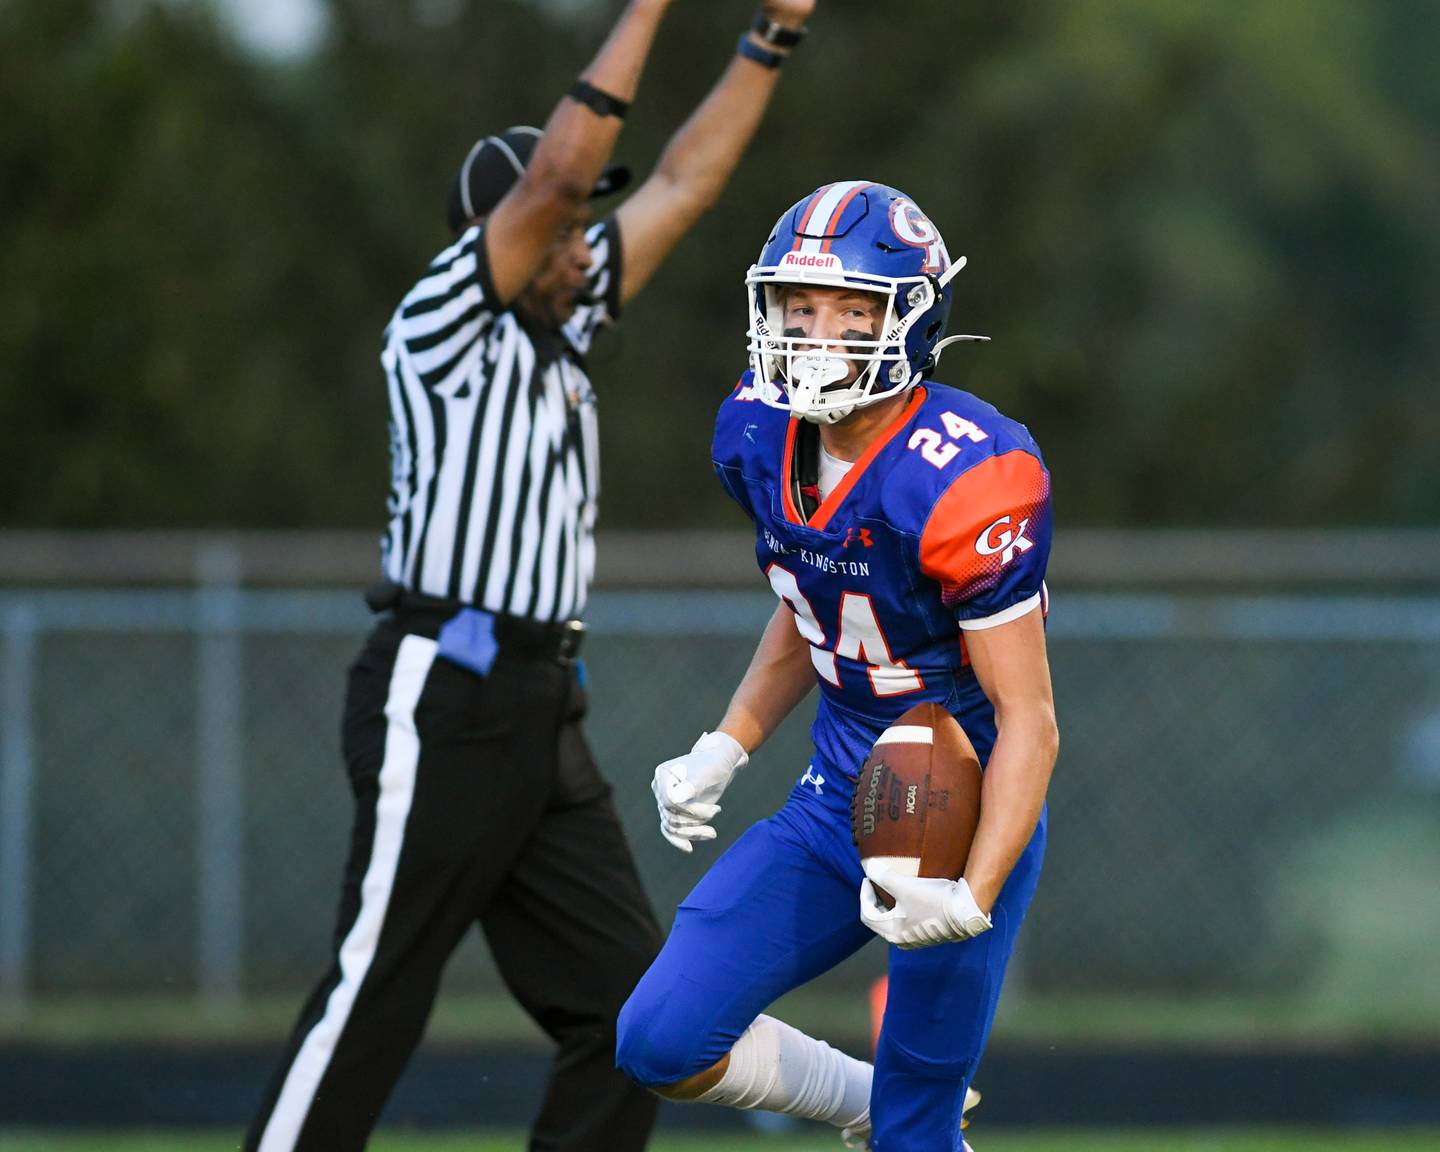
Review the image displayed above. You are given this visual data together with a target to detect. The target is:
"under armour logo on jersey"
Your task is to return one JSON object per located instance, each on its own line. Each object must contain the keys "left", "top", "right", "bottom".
{"left": 975, "top": 515, "right": 1034, "bottom": 565}
{"left": 843, "top": 526, "right": 874, "bottom": 549}
{"left": 800, "top": 766, "right": 826, "bottom": 795}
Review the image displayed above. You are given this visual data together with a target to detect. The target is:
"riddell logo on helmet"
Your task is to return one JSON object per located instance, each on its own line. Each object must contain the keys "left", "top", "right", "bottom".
{"left": 780, "top": 252, "right": 843, "bottom": 271}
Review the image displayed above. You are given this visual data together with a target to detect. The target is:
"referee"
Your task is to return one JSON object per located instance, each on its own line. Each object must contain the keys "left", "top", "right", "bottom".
{"left": 245, "top": 1, "right": 819, "bottom": 1150}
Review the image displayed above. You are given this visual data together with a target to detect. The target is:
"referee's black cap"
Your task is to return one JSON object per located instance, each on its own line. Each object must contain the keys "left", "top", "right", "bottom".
{"left": 446, "top": 126, "right": 632, "bottom": 233}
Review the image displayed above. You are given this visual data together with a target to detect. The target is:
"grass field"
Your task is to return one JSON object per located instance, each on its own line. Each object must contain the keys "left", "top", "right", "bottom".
{"left": 3, "top": 1132, "right": 1439, "bottom": 1151}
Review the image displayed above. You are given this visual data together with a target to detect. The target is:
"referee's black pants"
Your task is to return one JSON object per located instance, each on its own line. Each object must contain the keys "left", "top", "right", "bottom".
{"left": 245, "top": 612, "right": 662, "bottom": 1152}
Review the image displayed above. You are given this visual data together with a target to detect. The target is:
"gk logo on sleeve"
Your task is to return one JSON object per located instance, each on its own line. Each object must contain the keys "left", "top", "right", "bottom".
{"left": 976, "top": 515, "right": 1034, "bottom": 565}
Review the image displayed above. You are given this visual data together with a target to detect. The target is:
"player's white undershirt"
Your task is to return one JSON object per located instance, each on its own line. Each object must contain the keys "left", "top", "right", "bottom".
{"left": 817, "top": 443, "right": 853, "bottom": 502}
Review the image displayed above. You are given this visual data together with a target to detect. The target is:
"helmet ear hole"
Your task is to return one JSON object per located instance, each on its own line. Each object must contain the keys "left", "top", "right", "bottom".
{"left": 925, "top": 319, "right": 943, "bottom": 342}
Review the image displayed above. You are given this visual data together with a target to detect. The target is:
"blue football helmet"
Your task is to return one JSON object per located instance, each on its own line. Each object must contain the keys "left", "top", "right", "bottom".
{"left": 745, "top": 181, "right": 984, "bottom": 423}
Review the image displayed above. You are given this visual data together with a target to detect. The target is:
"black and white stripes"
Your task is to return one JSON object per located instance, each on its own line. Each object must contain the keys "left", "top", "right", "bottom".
{"left": 380, "top": 220, "right": 618, "bottom": 622}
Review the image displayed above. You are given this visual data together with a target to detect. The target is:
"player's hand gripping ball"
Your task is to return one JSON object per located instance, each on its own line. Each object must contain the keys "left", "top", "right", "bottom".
{"left": 853, "top": 704, "right": 991, "bottom": 947}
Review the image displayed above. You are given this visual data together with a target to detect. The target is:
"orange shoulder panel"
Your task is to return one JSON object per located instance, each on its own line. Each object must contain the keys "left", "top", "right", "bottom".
{"left": 919, "top": 450, "right": 1051, "bottom": 591}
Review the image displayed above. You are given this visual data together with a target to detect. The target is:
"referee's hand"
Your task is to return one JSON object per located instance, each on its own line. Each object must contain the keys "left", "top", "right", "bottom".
{"left": 761, "top": 0, "right": 816, "bottom": 27}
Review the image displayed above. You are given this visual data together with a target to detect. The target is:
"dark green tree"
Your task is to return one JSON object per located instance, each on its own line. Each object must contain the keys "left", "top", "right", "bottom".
{"left": 2, "top": 0, "right": 1436, "bottom": 529}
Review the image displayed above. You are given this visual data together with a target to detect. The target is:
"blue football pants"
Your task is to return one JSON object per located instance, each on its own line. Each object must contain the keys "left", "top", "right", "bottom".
{"left": 617, "top": 788, "right": 1044, "bottom": 1151}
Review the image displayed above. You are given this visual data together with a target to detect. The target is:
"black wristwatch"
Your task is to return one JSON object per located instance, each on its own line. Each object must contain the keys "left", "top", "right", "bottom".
{"left": 752, "top": 11, "right": 807, "bottom": 49}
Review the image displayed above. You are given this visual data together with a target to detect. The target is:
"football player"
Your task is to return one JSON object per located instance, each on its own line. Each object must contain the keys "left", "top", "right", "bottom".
{"left": 616, "top": 182, "right": 1058, "bottom": 1151}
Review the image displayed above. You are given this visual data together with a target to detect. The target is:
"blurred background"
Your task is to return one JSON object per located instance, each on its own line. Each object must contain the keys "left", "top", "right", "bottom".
{"left": 1, "top": 0, "right": 1438, "bottom": 1145}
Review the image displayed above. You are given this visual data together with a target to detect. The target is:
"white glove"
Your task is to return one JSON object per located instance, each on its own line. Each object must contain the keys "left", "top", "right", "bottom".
{"left": 651, "top": 731, "right": 748, "bottom": 853}
{"left": 859, "top": 872, "right": 993, "bottom": 949}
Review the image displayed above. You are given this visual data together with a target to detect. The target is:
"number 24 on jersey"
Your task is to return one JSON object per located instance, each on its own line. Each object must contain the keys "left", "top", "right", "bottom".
{"left": 767, "top": 565, "right": 923, "bottom": 698}
{"left": 908, "top": 411, "right": 988, "bottom": 469}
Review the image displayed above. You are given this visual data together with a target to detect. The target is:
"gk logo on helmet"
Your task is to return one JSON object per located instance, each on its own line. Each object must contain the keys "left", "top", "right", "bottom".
{"left": 888, "top": 200, "right": 949, "bottom": 274}
{"left": 975, "top": 515, "right": 1034, "bottom": 565}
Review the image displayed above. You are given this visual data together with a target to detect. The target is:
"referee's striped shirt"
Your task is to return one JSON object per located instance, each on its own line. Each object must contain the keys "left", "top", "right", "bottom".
{"left": 380, "top": 218, "right": 621, "bottom": 623}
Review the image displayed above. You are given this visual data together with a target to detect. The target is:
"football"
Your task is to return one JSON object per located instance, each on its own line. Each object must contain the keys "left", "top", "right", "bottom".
{"left": 851, "top": 701, "right": 982, "bottom": 909}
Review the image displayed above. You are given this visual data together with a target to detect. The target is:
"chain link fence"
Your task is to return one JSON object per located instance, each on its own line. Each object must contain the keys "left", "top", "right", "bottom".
{"left": 3, "top": 562, "right": 1440, "bottom": 1042}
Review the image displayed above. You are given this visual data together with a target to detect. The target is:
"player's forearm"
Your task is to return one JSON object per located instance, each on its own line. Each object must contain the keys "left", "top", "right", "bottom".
{"left": 962, "top": 707, "right": 1058, "bottom": 912}
{"left": 526, "top": 0, "right": 672, "bottom": 205}
{"left": 717, "top": 605, "right": 815, "bottom": 754}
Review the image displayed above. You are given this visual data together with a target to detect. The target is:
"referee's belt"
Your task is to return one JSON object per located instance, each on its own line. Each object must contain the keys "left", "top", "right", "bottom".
{"left": 365, "top": 582, "right": 585, "bottom": 665}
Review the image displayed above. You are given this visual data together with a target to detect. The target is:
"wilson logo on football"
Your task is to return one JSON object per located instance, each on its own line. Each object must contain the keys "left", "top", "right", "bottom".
{"left": 779, "top": 251, "right": 844, "bottom": 271}
{"left": 975, "top": 515, "right": 1034, "bottom": 565}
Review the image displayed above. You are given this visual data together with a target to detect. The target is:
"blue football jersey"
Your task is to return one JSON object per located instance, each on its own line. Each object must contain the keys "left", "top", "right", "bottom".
{"left": 713, "top": 373, "right": 1052, "bottom": 781}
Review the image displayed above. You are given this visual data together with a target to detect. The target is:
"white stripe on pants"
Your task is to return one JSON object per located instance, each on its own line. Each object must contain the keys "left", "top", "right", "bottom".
{"left": 257, "top": 634, "right": 436, "bottom": 1152}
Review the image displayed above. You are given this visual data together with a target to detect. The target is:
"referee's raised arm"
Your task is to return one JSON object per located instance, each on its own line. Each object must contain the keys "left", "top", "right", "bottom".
{"left": 483, "top": 0, "right": 676, "bottom": 305}
{"left": 616, "top": 0, "right": 817, "bottom": 305}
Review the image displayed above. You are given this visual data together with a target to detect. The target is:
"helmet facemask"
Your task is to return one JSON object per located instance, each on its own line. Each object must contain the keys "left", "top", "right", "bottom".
{"left": 746, "top": 268, "right": 942, "bottom": 425}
